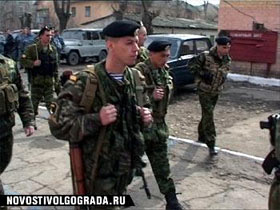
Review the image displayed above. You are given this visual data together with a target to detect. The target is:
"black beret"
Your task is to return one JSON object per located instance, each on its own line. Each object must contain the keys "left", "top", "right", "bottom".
{"left": 147, "top": 41, "right": 171, "bottom": 52}
{"left": 215, "top": 36, "right": 231, "bottom": 45}
{"left": 102, "top": 20, "right": 140, "bottom": 38}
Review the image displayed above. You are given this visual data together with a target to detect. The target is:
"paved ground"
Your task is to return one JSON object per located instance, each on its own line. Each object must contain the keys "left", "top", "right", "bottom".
{"left": 2, "top": 110, "right": 272, "bottom": 210}
{"left": 1, "top": 66, "right": 278, "bottom": 209}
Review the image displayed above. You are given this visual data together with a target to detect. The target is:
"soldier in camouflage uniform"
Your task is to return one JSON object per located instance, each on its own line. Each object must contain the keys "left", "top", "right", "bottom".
{"left": 134, "top": 41, "right": 183, "bottom": 210}
{"left": 21, "top": 26, "right": 59, "bottom": 121}
{"left": 48, "top": 20, "right": 152, "bottom": 209}
{"left": 135, "top": 24, "right": 149, "bottom": 64}
{"left": 188, "top": 36, "right": 231, "bottom": 155}
{"left": 0, "top": 54, "right": 34, "bottom": 210}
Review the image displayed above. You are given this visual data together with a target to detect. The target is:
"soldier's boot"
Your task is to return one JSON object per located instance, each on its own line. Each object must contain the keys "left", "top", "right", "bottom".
{"left": 165, "top": 192, "right": 183, "bottom": 210}
{"left": 209, "top": 147, "right": 218, "bottom": 156}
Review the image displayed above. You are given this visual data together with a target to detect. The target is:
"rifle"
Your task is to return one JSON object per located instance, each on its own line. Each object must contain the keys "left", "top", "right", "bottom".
{"left": 260, "top": 114, "right": 280, "bottom": 174}
{"left": 138, "top": 169, "right": 151, "bottom": 199}
{"left": 69, "top": 143, "right": 86, "bottom": 195}
{"left": 260, "top": 113, "right": 280, "bottom": 210}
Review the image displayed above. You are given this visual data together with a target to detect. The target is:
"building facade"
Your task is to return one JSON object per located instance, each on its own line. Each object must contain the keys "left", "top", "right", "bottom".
{"left": 218, "top": 0, "right": 280, "bottom": 79}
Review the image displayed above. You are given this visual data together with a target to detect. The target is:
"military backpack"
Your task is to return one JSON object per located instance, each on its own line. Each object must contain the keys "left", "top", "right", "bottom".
{"left": 0, "top": 56, "right": 19, "bottom": 116}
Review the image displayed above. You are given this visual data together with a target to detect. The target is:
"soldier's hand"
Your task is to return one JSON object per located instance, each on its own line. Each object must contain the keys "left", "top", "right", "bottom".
{"left": 24, "top": 126, "right": 35, "bottom": 137}
{"left": 33, "top": 60, "right": 41, "bottom": 67}
{"left": 99, "top": 104, "right": 117, "bottom": 126}
{"left": 139, "top": 107, "right": 153, "bottom": 126}
{"left": 153, "top": 87, "right": 164, "bottom": 101}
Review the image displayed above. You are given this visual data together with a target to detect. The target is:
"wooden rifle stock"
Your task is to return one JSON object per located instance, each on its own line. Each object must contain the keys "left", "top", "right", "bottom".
{"left": 70, "top": 143, "right": 86, "bottom": 195}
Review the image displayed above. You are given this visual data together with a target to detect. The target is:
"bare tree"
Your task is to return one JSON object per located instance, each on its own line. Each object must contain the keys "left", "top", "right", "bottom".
{"left": 53, "top": 0, "right": 71, "bottom": 32}
{"left": 112, "top": 0, "right": 128, "bottom": 20}
{"left": 203, "top": 0, "right": 209, "bottom": 19}
{"left": 141, "top": 0, "right": 159, "bottom": 35}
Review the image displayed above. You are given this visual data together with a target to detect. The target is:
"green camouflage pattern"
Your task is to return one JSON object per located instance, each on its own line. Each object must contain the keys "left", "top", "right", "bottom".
{"left": 198, "top": 91, "right": 219, "bottom": 148}
{"left": 0, "top": 54, "right": 34, "bottom": 138}
{"left": 49, "top": 60, "right": 145, "bottom": 196}
{"left": 0, "top": 55, "right": 34, "bottom": 198}
{"left": 134, "top": 59, "right": 176, "bottom": 195}
{"left": 134, "top": 59, "right": 173, "bottom": 118}
{"left": 189, "top": 46, "right": 231, "bottom": 148}
{"left": 21, "top": 41, "right": 59, "bottom": 114}
{"left": 136, "top": 46, "right": 149, "bottom": 64}
{"left": 189, "top": 46, "right": 231, "bottom": 94}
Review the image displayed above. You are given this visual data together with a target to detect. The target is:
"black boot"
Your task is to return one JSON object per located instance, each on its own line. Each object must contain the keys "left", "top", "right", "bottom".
{"left": 165, "top": 192, "right": 183, "bottom": 210}
{"left": 209, "top": 147, "right": 218, "bottom": 156}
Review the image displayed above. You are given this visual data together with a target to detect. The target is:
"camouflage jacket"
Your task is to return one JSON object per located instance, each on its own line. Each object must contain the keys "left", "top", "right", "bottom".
{"left": 21, "top": 41, "right": 59, "bottom": 79}
{"left": 50, "top": 60, "right": 145, "bottom": 187}
{"left": 189, "top": 46, "right": 231, "bottom": 94}
{"left": 136, "top": 46, "right": 149, "bottom": 64}
{"left": 134, "top": 59, "right": 173, "bottom": 119}
{"left": 0, "top": 54, "right": 34, "bottom": 138}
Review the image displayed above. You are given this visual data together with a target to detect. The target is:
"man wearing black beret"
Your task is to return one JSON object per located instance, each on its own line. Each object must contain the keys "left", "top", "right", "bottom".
{"left": 133, "top": 40, "right": 183, "bottom": 210}
{"left": 48, "top": 20, "right": 153, "bottom": 207}
{"left": 188, "top": 35, "right": 231, "bottom": 156}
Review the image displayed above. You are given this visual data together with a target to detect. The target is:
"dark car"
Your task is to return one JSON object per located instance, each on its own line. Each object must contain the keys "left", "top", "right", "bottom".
{"left": 145, "top": 34, "right": 212, "bottom": 87}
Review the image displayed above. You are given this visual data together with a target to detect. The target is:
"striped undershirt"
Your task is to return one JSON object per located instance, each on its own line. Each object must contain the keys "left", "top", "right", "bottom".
{"left": 109, "top": 73, "right": 124, "bottom": 81}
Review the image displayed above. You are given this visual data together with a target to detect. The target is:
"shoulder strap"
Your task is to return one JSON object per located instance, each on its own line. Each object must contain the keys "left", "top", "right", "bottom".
{"left": 79, "top": 66, "right": 106, "bottom": 112}
{"left": 131, "top": 68, "right": 145, "bottom": 107}
{"left": 81, "top": 65, "right": 107, "bottom": 194}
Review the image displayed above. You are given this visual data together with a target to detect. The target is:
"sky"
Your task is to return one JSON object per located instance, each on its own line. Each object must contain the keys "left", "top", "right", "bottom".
{"left": 186, "top": 0, "right": 220, "bottom": 6}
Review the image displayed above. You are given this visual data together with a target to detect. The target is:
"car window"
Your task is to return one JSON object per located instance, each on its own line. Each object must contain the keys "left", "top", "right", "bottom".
{"left": 195, "top": 39, "right": 209, "bottom": 53}
{"left": 145, "top": 37, "right": 180, "bottom": 59}
{"left": 62, "top": 30, "right": 83, "bottom": 40}
{"left": 179, "top": 40, "right": 194, "bottom": 56}
{"left": 0, "top": 35, "right": 5, "bottom": 43}
{"left": 91, "top": 32, "right": 99, "bottom": 40}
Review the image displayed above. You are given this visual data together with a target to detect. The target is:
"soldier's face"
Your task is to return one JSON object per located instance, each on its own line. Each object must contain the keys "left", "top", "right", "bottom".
{"left": 40, "top": 30, "right": 52, "bottom": 46}
{"left": 138, "top": 27, "right": 147, "bottom": 47}
{"left": 150, "top": 49, "right": 170, "bottom": 68}
{"left": 108, "top": 36, "right": 139, "bottom": 66}
{"left": 217, "top": 43, "right": 231, "bottom": 56}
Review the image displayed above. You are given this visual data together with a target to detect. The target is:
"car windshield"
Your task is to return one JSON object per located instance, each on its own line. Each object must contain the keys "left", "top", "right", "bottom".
{"left": 145, "top": 36, "right": 181, "bottom": 59}
{"left": 61, "top": 30, "right": 83, "bottom": 40}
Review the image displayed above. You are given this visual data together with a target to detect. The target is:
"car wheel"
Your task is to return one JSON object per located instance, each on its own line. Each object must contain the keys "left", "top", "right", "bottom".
{"left": 98, "top": 50, "right": 107, "bottom": 61}
{"left": 67, "top": 51, "right": 80, "bottom": 66}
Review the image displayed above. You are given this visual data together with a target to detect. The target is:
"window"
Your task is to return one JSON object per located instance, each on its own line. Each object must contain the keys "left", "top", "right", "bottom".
{"left": 85, "top": 6, "right": 91, "bottom": 17}
{"left": 71, "top": 7, "right": 76, "bottom": 17}
{"left": 179, "top": 40, "right": 194, "bottom": 56}
{"left": 253, "top": 22, "right": 265, "bottom": 31}
{"left": 91, "top": 32, "right": 99, "bottom": 40}
{"left": 195, "top": 40, "right": 209, "bottom": 53}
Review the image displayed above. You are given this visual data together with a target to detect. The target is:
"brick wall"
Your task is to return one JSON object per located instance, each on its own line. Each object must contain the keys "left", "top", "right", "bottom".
{"left": 218, "top": 0, "right": 280, "bottom": 79}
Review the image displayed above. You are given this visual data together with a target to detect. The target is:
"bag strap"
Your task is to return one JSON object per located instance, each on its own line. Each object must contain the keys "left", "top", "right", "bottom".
{"left": 80, "top": 66, "right": 106, "bottom": 112}
{"left": 79, "top": 65, "right": 107, "bottom": 194}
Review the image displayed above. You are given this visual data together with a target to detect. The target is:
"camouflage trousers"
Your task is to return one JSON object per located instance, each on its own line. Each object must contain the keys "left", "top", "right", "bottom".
{"left": 144, "top": 118, "right": 176, "bottom": 195}
{"left": 31, "top": 76, "right": 55, "bottom": 115}
{"left": 269, "top": 176, "right": 280, "bottom": 210}
{"left": 0, "top": 133, "right": 13, "bottom": 196}
{"left": 198, "top": 91, "right": 219, "bottom": 148}
{"left": 81, "top": 172, "right": 133, "bottom": 210}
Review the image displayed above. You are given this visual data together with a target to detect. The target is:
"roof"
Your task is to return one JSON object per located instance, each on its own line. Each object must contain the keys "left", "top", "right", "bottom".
{"left": 63, "top": 28, "right": 103, "bottom": 31}
{"left": 148, "top": 34, "right": 207, "bottom": 40}
{"left": 81, "top": 14, "right": 217, "bottom": 31}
